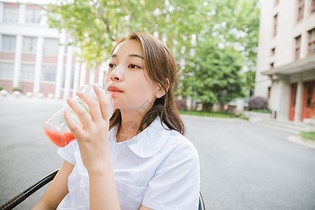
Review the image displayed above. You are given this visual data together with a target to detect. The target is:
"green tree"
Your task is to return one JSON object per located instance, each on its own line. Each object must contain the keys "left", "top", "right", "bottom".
{"left": 45, "top": 0, "right": 259, "bottom": 108}
{"left": 244, "top": 70, "right": 256, "bottom": 97}
{"left": 178, "top": 0, "right": 259, "bottom": 108}
{"left": 199, "top": 0, "right": 260, "bottom": 70}
{"left": 45, "top": 0, "right": 204, "bottom": 68}
{"left": 183, "top": 40, "right": 246, "bottom": 111}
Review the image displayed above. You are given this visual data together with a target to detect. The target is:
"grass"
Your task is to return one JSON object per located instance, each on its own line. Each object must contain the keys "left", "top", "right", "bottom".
{"left": 300, "top": 131, "right": 315, "bottom": 141}
{"left": 179, "top": 110, "right": 234, "bottom": 118}
{"left": 237, "top": 114, "right": 249, "bottom": 120}
{"left": 251, "top": 109, "right": 271, "bottom": 113}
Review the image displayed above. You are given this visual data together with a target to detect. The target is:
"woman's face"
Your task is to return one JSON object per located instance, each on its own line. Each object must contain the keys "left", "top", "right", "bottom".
{"left": 104, "top": 39, "right": 161, "bottom": 113}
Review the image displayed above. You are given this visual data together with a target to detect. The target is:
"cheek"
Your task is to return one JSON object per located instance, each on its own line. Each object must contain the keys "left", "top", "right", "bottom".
{"left": 104, "top": 74, "right": 111, "bottom": 86}
{"left": 130, "top": 76, "right": 156, "bottom": 95}
{"left": 127, "top": 79, "right": 157, "bottom": 104}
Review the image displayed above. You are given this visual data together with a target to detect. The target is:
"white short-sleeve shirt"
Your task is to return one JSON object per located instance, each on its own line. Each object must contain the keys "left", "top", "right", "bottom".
{"left": 57, "top": 117, "right": 200, "bottom": 210}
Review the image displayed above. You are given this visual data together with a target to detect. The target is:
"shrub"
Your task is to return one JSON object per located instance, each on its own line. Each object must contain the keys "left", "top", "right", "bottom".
{"left": 238, "top": 114, "right": 249, "bottom": 120}
{"left": 300, "top": 131, "right": 315, "bottom": 141}
{"left": 175, "top": 98, "right": 187, "bottom": 111}
{"left": 248, "top": 96, "right": 268, "bottom": 110}
{"left": 0, "top": 86, "right": 3, "bottom": 91}
{"left": 12, "top": 87, "right": 23, "bottom": 93}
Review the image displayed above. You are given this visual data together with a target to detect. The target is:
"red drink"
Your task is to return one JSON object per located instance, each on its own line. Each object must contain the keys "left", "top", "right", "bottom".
{"left": 43, "top": 85, "right": 113, "bottom": 147}
{"left": 44, "top": 128, "right": 75, "bottom": 147}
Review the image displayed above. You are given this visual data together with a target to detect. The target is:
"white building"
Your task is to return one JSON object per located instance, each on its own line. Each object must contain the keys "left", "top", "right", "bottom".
{"left": 255, "top": 0, "right": 315, "bottom": 122}
{"left": 0, "top": 0, "right": 106, "bottom": 98}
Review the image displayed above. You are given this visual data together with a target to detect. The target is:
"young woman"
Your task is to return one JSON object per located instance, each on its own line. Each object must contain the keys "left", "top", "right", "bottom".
{"left": 33, "top": 32, "right": 200, "bottom": 210}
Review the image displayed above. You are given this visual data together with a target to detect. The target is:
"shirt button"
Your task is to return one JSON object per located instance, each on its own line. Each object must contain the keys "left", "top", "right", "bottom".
{"left": 80, "top": 179, "right": 87, "bottom": 188}
{"left": 80, "top": 182, "right": 84, "bottom": 188}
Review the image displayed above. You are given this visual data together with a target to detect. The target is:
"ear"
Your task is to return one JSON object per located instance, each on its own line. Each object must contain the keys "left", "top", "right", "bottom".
{"left": 155, "top": 78, "right": 170, "bottom": 98}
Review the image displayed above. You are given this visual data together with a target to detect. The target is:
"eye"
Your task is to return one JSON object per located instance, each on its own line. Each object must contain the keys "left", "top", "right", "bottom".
{"left": 108, "top": 63, "right": 116, "bottom": 69}
{"left": 128, "top": 64, "right": 140, "bottom": 69}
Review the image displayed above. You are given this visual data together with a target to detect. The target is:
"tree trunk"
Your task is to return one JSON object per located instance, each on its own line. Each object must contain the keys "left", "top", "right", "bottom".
{"left": 220, "top": 104, "right": 225, "bottom": 112}
{"left": 202, "top": 103, "right": 213, "bottom": 112}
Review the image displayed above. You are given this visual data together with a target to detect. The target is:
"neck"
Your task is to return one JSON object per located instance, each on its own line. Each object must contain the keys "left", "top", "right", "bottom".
{"left": 116, "top": 109, "right": 145, "bottom": 142}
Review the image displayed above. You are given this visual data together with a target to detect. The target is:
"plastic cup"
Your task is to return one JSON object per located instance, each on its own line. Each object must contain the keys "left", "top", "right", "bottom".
{"left": 43, "top": 84, "right": 114, "bottom": 147}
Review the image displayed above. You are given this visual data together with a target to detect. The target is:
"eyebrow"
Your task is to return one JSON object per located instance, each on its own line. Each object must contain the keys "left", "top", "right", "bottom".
{"left": 111, "top": 54, "right": 144, "bottom": 59}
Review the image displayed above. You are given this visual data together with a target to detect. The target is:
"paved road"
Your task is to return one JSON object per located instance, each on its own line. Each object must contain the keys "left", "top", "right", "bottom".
{"left": 1, "top": 96, "right": 315, "bottom": 210}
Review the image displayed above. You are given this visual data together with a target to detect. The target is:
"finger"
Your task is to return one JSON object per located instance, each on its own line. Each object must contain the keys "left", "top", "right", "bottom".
{"left": 67, "top": 97, "right": 91, "bottom": 129}
{"left": 64, "top": 110, "right": 83, "bottom": 138}
{"left": 76, "top": 91, "right": 102, "bottom": 122}
{"left": 94, "top": 85, "right": 113, "bottom": 121}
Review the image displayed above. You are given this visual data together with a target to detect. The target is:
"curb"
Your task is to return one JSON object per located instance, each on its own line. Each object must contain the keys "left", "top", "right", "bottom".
{"left": 287, "top": 135, "right": 315, "bottom": 149}
{"left": 180, "top": 114, "right": 242, "bottom": 122}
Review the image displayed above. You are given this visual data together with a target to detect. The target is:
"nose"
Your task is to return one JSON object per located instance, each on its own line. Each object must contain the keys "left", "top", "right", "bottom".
{"left": 110, "top": 65, "right": 123, "bottom": 82}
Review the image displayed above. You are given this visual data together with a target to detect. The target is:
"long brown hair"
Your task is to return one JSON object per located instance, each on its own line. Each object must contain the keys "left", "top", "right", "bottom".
{"left": 109, "top": 32, "right": 185, "bottom": 135}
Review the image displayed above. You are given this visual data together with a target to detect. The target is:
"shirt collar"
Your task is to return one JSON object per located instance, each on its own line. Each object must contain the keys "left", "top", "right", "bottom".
{"left": 108, "top": 117, "right": 171, "bottom": 158}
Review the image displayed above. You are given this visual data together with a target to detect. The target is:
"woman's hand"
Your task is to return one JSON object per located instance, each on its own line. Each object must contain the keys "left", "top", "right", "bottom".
{"left": 64, "top": 85, "right": 112, "bottom": 173}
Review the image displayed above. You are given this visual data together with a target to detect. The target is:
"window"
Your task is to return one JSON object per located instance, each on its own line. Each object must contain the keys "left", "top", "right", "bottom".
{"left": 297, "top": 0, "right": 304, "bottom": 22}
{"left": 1, "top": 35, "right": 16, "bottom": 52}
{"left": 273, "top": 14, "right": 278, "bottom": 37}
{"left": 308, "top": 28, "right": 315, "bottom": 56}
{"left": 43, "top": 38, "right": 59, "bottom": 55}
{"left": 20, "top": 64, "right": 35, "bottom": 81}
{"left": 25, "top": 9, "right": 41, "bottom": 24}
{"left": 271, "top": 47, "right": 276, "bottom": 56}
{"left": 41, "top": 65, "right": 56, "bottom": 81}
{"left": 292, "top": 86, "right": 296, "bottom": 107}
{"left": 295, "top": 35, "right": 301, "bottom": 59}
{"left": 306, "top": 83, "right": 314, "bottom": 107}
{"left": 0, "top": 63, "right": 14, "bottom": 79}
{"left": 3, "top": 7, "right": 19, "bottom": 23}
{"left": 311, "top": 0, "right": 315, "bottom": 13}
{"left": 22, "top": 36, "right": 37, "bottom": 54}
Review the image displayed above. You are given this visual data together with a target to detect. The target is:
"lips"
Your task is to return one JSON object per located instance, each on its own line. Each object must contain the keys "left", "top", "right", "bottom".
{"left": 108, "top": 86, "right": 123, "bottom": 96}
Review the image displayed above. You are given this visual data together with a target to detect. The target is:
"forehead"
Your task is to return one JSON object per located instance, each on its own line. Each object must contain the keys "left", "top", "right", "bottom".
{"left": 111, "top": 39, "right": 143, "bottom": 58}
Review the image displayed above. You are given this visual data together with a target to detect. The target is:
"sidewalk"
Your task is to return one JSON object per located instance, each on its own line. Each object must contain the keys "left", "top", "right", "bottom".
{"left": 0, "top": 92, "right": 65, "bottom": 106}
{"left": 287, "top": 135, "right": 315, "bottom": 150}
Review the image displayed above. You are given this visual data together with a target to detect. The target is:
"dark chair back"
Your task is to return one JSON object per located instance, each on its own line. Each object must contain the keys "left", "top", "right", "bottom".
{"left": 199, "top": 192, "right": 205, "bottom": 210}
{"left": 0, "top": 170, "right": 59, "bottom": 210}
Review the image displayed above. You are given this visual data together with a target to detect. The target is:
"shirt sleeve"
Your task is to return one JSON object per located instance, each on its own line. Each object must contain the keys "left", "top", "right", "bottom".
{"left": 57, "top": 140, "right": 78, "bottom": 165}
{"left": 142, "top": 140, "right": 200, "bottom": 210}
